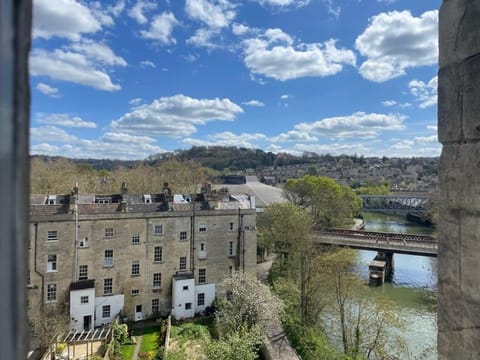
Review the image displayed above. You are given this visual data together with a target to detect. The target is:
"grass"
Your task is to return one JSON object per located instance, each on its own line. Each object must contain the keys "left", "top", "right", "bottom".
{"left": 139, "top": 326, "right": 161, "bottom": 352}
{"left": 120, "top": 341, "right": 136, "bottom": 360}
{"left": 167, "top": 317, "right": 214, "bottom": 360}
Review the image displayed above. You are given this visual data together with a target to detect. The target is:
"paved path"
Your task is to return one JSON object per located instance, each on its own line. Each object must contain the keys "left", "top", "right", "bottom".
{"left": 257, "top": 255, "right": 300, "bottom": 360}
{"left": 131, "top": 332, "right": 143, "bottom": 360}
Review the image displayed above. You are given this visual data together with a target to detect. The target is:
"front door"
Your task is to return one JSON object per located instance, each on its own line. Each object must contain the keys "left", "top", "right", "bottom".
{"left": 135, "top": 305, "right": 143, "bottom": 321}
{"left": 83, "top": 315, "right": 92, "bottom": 331}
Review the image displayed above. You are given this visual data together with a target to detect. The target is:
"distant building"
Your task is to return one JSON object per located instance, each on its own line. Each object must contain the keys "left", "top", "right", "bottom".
{"left": 28, "top": 183, "right": 257, "bottom": 331}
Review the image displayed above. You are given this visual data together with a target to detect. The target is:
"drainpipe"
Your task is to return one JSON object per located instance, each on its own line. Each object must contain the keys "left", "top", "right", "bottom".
{"left": 190, "top": 199, "right": 195, "bottom": 272}
{"left": 33, "top": 223, "right": 45, "bottom": 310}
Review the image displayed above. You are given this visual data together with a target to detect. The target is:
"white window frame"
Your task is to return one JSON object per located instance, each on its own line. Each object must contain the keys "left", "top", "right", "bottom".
{"left": 79, "top": 237, "right": 89, "bottom": 248}
{"left": 154, "top": 225, "right": 163, "bottom": 236}
{"left": 132, "top": 234, "right": 140, "bottom": 245}
{"left": 152, "top": 299, "right": 160, "bottom": 313}
{"left": 104, "top": 250, "right": 113, "bottom": 268}
{"left": 198, "top": 268, "right": 206, "bottom": 284}
{"left": 198, "top": 224, "right": 207, "bottom": 233}
{"left": 229, "top": 222, "right": 234, "bottom": 231}
{"left": 102, "top": 305, "right": 111, "bottom": 318}
{"left": 104, "top": 278, "right": 113, "bottom": 295}
{"left": 154, "top": 246, "right": 163, "bottom": 262}
{"left": 179, "top": 256, "right": 187, "bottom": 272}
{"left": 105, "top": 227, "right": 114, "bottom": 239}
{"left": 179, "top": 231, "right": 187, "bottom": 241}
{"left": 131, "top": 260, "right": 140, "bottom": 276}
{"left": 79, "top": 264, "right": 88, "bottom": 280}
{"left": 197, "top": 293, "right": 205, "bottom": 306}
{"left": 47, "top": 254, "right": 57, "bottom": 272}
{"left": 80, "top": 296, "right": 89, "bottom": 304}
{"left": 131, "top": 289, "right": 140, "bottom": 296}
{"left": 228, "top": 241, "right": 234, "bottom": 257}
{"left": 153, "top": 273, "right": 161, "bottom": 289}
{"left": 46, "top": 283, "right": 56, "bottom": 302}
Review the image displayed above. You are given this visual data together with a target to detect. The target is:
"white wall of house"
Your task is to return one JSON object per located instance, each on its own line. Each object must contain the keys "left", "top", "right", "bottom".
{"left": 94, "top": 294, "right": 124, "bottom": 327}
{"left": 171, "top": 277, "right": 195, "bottom": 320}
{"left": 70, "top": 288, "right": 95, "bottom": 331}
{"left": 194, "top": 283, "right": 215, "bottom": 313}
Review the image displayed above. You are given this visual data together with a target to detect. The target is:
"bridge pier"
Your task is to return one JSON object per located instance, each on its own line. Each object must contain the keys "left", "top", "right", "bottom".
{"left": 368, "top": 251, "right": 394, "bottom": 286}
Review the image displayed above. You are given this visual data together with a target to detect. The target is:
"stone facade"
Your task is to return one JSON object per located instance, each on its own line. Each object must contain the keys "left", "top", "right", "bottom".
{"left": 27, "top": 189, "right": 257, "bottom": 328}
{"left": 438, "top": 1, "right": 480, "bottom": 357}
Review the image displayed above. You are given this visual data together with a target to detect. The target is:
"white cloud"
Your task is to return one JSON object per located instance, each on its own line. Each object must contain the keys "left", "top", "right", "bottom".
{"left": 409, "top": 76, "right": 437, "bottom": 108}
{"left": 295, "top": 142, "right": 372, "bottom": 156}
{"left": 232, "top": 23, "right": 251, "bottom": 36}
{"left": 390, "top": 139, "right": 414, "bottom": 150}
{"left": 414, "top": 135, "right": 438, "bottom": 143}
{"left": 129, "top": 98, "right": 143, "bottom": 105}
{"left": 101, "top": 132, "right": 156, "bottom": 144}
{"left": 254, "top": 0, "right": 310, "bottom": 7}
{"left": 294, "top": 112, "right": 406, "bottom": 138}
{"left": 140, "top": 60, "right": 156, "bottom": 68}
{"left": 185, "top": 0, "right": 236, "bottom": 29}
{"left": 108, "top": 0, "right": 126, "bottom": 17}
{"left": 280, "top": 94, "right": 289, "bottom": 100}
{"left": 355, "top": 10, "right": 438, "bottom": 82}
{"left": 30, "top": 48, "right": 122, "bottom": 91}
{"left": 271, "top": 130, "right": 318, "bottom": 142}
{"left": 182, "top": 131, "right": 267, "bottom": 148}
{"left": 186, "top": 28, "right": 220, "bottom": 48}
{"left": 389, "top": 135, "right": 440, "bottom": 157}
{"left": 242, "top": 100, "right": 265, "bottom": 107}
{"left": 36, "top": 113, "right": 97, "bottom": 128}
{"left": 30, "top": 126, "right": 78, "bottom": 143}
{"left": 427, "top": 125, "right": 437, "bottom": 132}
{"left": 399, "top": 102, "right": 412, "bottom": 109}
{"left": 31, "top": 143, "right": 61, "bottom": 156}
{"left": 68, "top": 39, "right": 127, "bottom": 66}
{"left": 111, "top": 94, "right": 244, "bottom": 138}
{"left": 382, "top": 100, "right": 396, "bottom": 107}
{"left": 36, "top": 83, "right": 59, "bottom": 97}
{"left": 243, "top": 29, "right": 356, "bottom": 81}
{"left": 128, "top": 0, "right": 156, "bottom": 24}
{"left": 141, "top": 12, "right": 179, "bottom": 44}
{"left": 33, "top": 0, "right": 103, "bottom": 40}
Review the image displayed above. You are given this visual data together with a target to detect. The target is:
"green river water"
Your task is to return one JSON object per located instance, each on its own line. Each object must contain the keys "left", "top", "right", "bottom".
{"left": 357, "top": 212, "right": 437, "bottom": 359}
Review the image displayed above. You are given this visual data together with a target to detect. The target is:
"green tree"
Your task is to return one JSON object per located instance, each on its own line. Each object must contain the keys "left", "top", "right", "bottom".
{"left": 205, "top": 326, "right": 262, "bottom": 360}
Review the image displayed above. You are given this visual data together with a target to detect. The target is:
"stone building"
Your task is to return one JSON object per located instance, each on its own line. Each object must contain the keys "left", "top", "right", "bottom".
{"left": 27, "top": 184, "right": 257, "bottom": 331}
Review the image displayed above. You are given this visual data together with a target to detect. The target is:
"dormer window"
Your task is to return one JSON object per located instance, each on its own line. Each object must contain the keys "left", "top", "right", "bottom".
{"left": 46, "top": 195, "right": 56, "bottom": 205}
{"left": 143, "top": 195, "right": 152, "bottom": 204}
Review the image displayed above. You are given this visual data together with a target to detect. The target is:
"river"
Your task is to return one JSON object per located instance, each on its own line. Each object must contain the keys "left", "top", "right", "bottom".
{"left": 357, "top": 212, "right": 437, "bottom": 359}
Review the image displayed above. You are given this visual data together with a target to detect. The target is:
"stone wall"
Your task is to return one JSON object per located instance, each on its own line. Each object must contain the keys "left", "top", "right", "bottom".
{"left": 438, "top": 1, "right": 480, "bottom": 357}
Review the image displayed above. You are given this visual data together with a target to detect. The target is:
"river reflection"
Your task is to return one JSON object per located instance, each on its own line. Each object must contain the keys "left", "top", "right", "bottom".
{"left": 357, "top": 212, "right": 437, "bottom": 359}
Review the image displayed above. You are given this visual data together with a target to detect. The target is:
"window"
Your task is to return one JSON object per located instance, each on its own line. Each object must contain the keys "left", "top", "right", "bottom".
{"left": 131, "top": 260, "right": 140, "bottom": 276}
{"left": 228, "top": 241, "right": 234, "bottom": 256}
{"left": 47, "top": 254, "right": 57, "bottom": 272}
{"left": 132, "top": 234, "right": 140, "bottom": 244}
{"left": 200, "top": 243, "right": 206, "bottom": 251}
{"left": 182, "top": 285, "right": 189, "bottom": 291}
{"left": 229, "top": 222, "right": 234, "bottom": 231}
{"left": 199, "top": 224, "right": 207, "bottom": 233}
{"left": 47, "top": 230, "right": 57, "bottom": 241}
{"left": 229, "top": 266, "right": 234, "bottom": 274}
{"left": 102, "top": 305, "right": 111, "bottom": 318}
{"left": 185, "top": 302, "right": 192, "bottom": 310}
{"left": 131, "top": 289, "right": 139, "bottom": 296}
{"left": 179, "top": 256, "right": 187, "bottom": 272}
{"left": 104, "top": 278, "right": 113, "bottom": 295}
{"left": 198, "top": 269, "right": 206, "bottom": 284}
{"left": 80, "top": 296, "right": 89, "bottom": 304}
{"left": 153, "top": 273, "right": 161, "bottom": 288}
{"left": 154, "top": 225, "right": 163, "bottom": 236}
{"left": 79, "top": 237, "right": 89, "bottom": 248}
{"left": 46, "top": 283, "right": 56, "bottom": 301}
{"left": 180, "top": 231, "right": 187, "bottom": 241}
{"left": 105, "top": 227, "right": 114, "bottom": 239}
{"left": 152, "top": 299, "right": 159, "bottom": 313}
{"left": 104, "top": 250, "right": 113, "bottom": 267}
{"left": 197, "top": 293, "right": 205, "bottom": 306}
{"left": 79, "top": 265, "right": 88, "bottom": 280}
{"left": 154, "top": 246, "right": 163, "bottom": 262}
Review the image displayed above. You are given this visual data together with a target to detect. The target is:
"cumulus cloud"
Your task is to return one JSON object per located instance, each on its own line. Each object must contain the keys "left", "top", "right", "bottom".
{"left": 294, "top": 112, "right": 406, "bottom": 138}
{"left": 141, "top": 12, "right": 179, "bottom": 44}
{"left": 140, "top": 60, "right": 156, "bottom": 68}
{"left": 182, "top": 131, "right": 267, "bottom": 148}
{"left": 295, "top": 142, "right": 372, "bottom": 156}
{"left": 389, "top": 135, "right": 440, "bottom": 156}
{"left": 185, "top": 0, "right": 236, "bottom": 29}
{"left": 108, "top": 0, "right": 126, "bottom": 17}
{"left": 427, "top": 125, "right": 437, "bottom": 132}
{"left": 186, "top": 28, "right": 220, "bottom": 48}
{"left": 382, "top": 100, "right": 396, "bottom": 107}
{"left": 128, "top": 0, "right": 156, "bottom": 24}
{"left": 30, "top": 126, "right": 78, "bottom": 143}
{"left": 254, "top": 0, "right": 310, "bottom": 7}
{"left": 101, "top": 132, "right": 156, "bottom": 144}
{"left": 242, "top": 28, "right": 356, "bottom": 81}
{"left": 232, "top": 23, "right": 251, "bottom": 36}
{"left": 280, "top": 94, "right": 289, "bottom": 100}
{"left": 415, "top": 135, "right": 438, "bottom": 143}
{"left": 271, "top": 130, "right": 318, "bottom": 142}
{"left": 68, "top": 39, "right": 127, "bottom": 66}
{"left": 409, "top": 76, "right": 437, "bottom": 108}
{"left": 36, "top": 113, "right": 97, "bottom": 128}
{"left": 36, "top": 83, "right": 60, "bottom": 97}
{"left": 129, "top": 98, "right": 143, "bottom": 105}
{"left": 30, "top": 48, "right": 122, "bottom": 91}
{"left": 242, "top": 100, "right": 265, "bottom": 107}
{"left": 33, "top": 0, "right": 104, "bottom": 40}
{"left": 111, "top": 94, "right": 244, "bottom": 137}
{"left": 355, "top": 10, "right": 438, "bottom": 82}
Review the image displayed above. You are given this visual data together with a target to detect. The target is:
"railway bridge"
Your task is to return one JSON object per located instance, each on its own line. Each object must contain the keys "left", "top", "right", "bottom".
{"left": 314, "top": 228, "right": 437, "bottom": 284}
{"left": 361, "top": 194, "right": 431, "bottom": 214}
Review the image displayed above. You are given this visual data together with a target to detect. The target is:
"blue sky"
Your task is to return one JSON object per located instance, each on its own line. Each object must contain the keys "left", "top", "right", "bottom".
{"left": 30, "top": 0, "right": 441, "bottom": 160}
